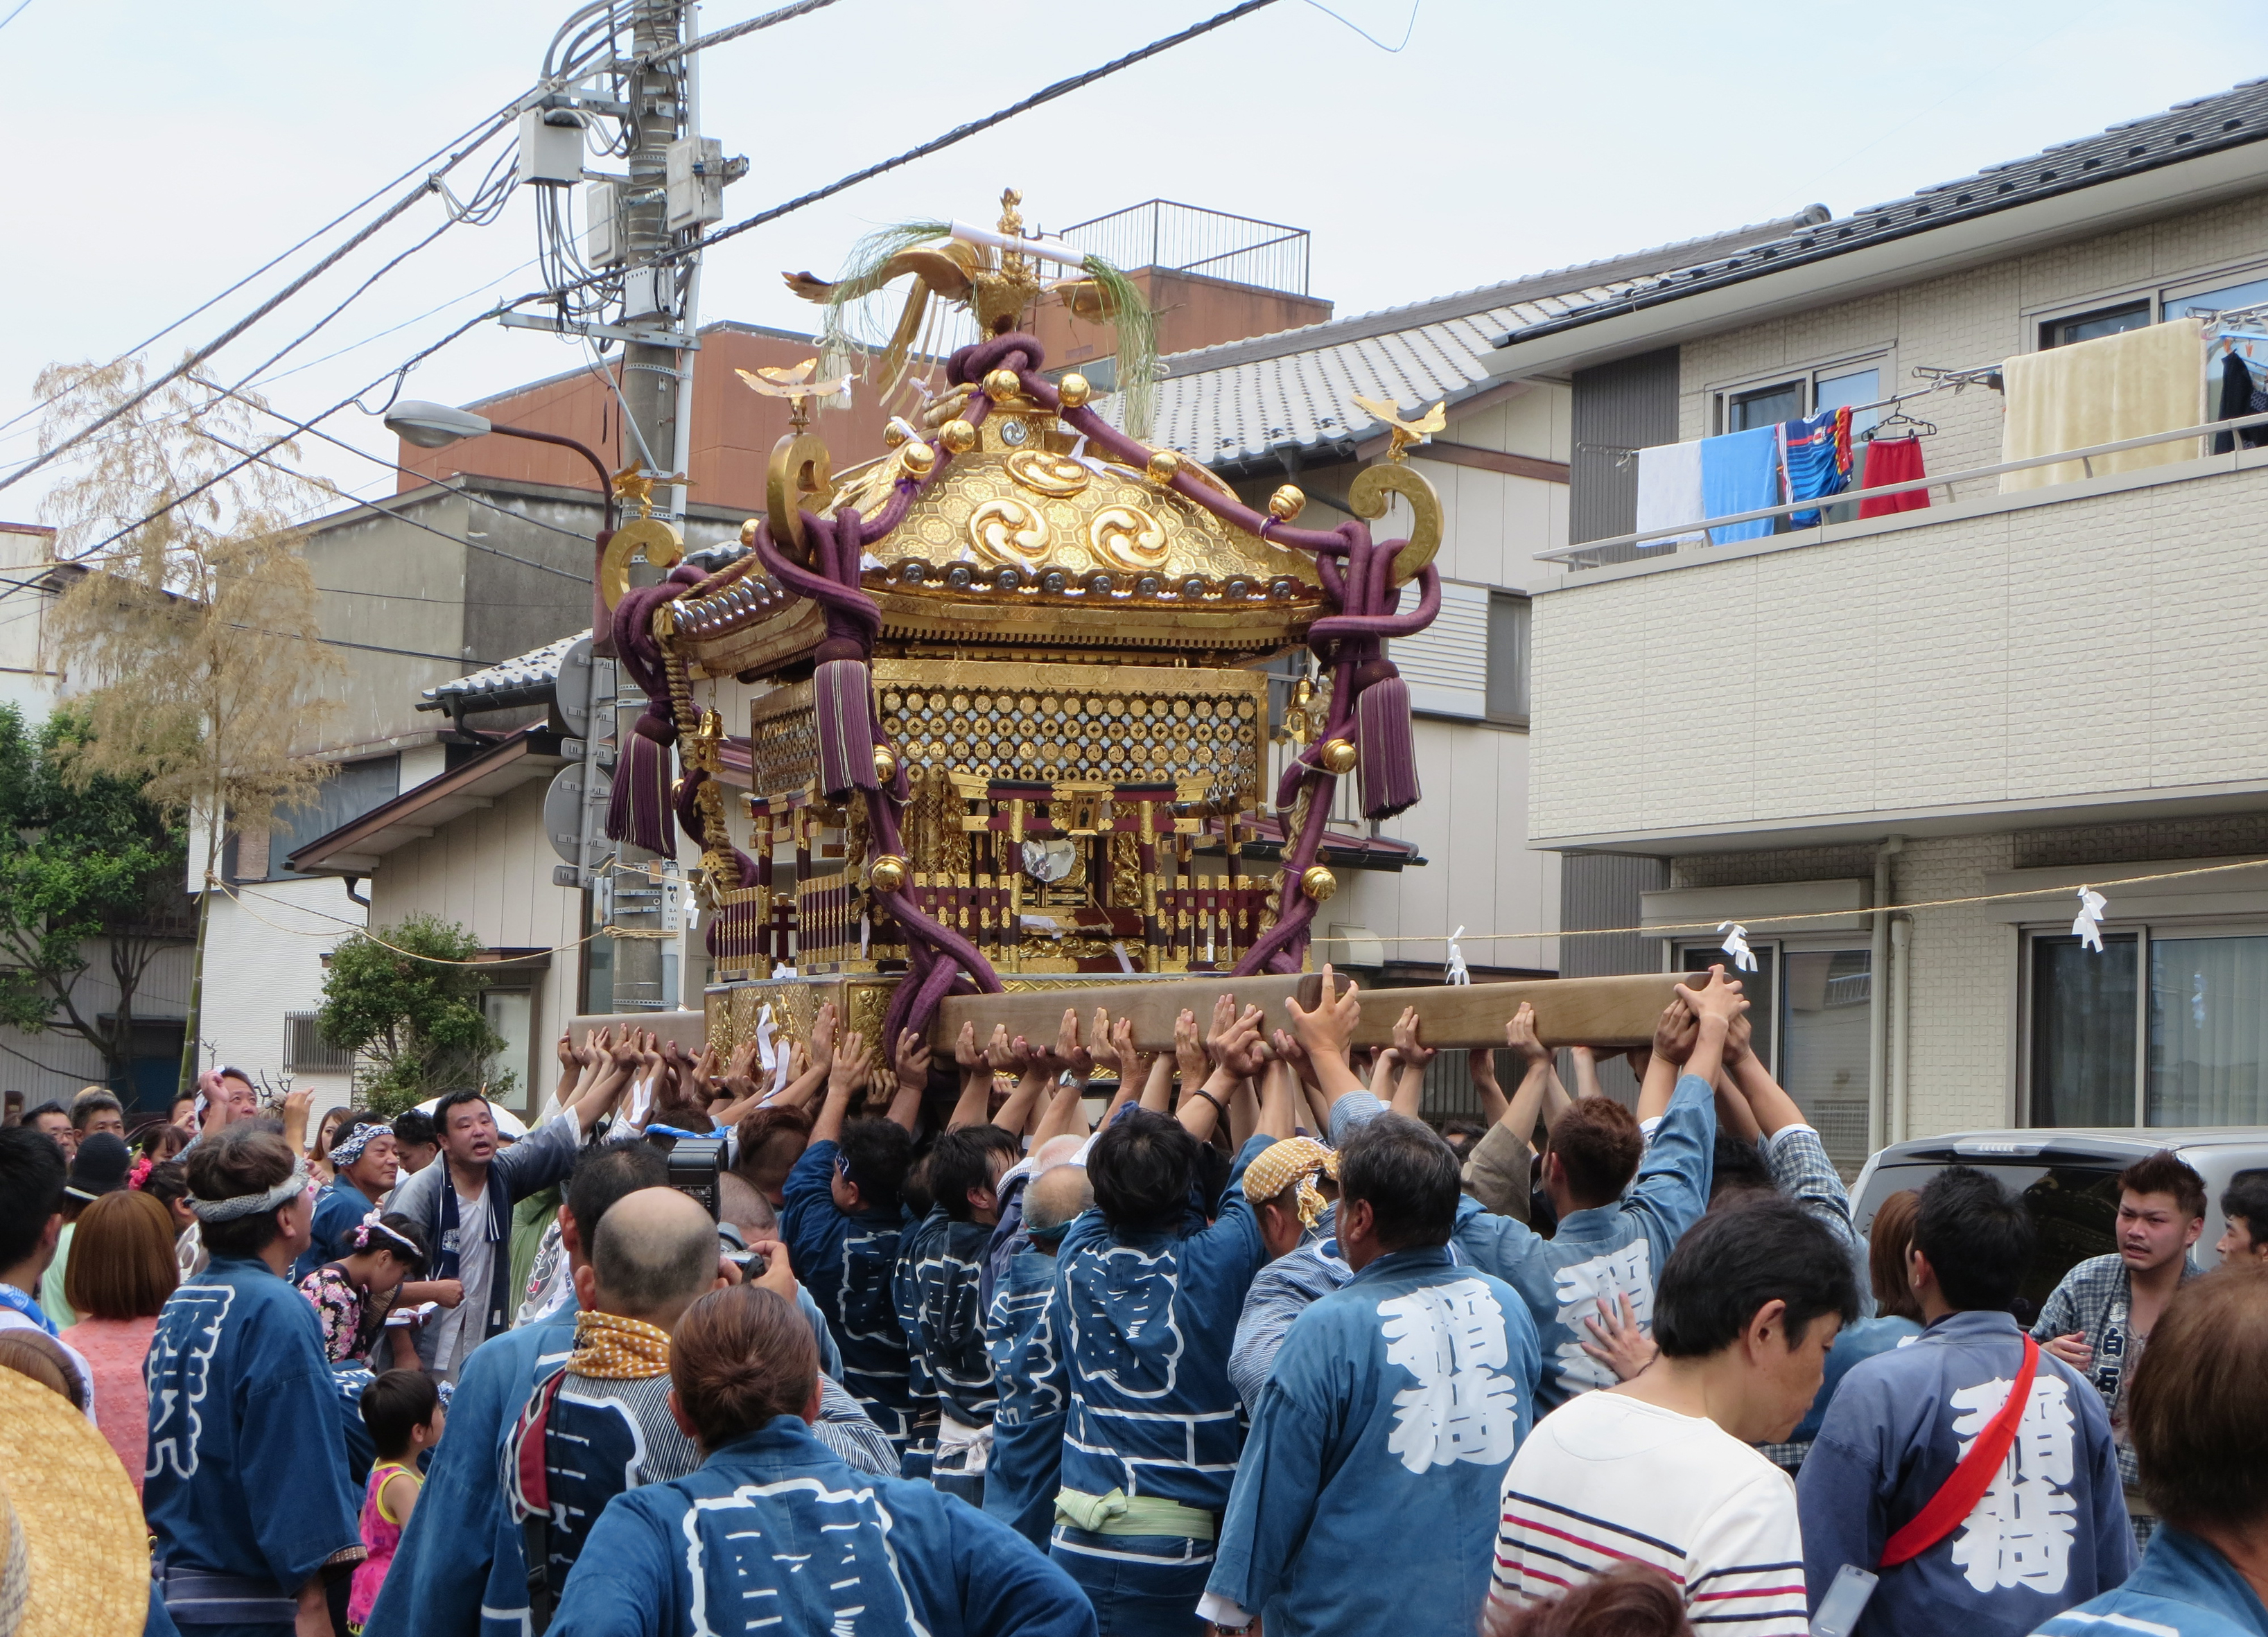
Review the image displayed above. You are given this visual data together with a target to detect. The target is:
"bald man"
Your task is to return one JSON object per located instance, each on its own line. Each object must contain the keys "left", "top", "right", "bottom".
{"left": 981, "top": 1132, "right": 1093, "bottom": 1320}
{"left": 504, "top": 1188, "right": 722, "bottom": 1619}
{"left": 984, "top": 1162, "right": 1094, "bottom": 1546}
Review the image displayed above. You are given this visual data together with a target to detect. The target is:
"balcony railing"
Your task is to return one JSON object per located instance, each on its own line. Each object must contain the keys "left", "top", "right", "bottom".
{"left": 1542, "top": 406, "right": 2268, "bottom": 569}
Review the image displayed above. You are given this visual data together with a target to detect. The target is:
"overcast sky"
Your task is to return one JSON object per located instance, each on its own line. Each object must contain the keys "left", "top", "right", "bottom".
{"left": 8, "top": 0, "right": 2268, "bottom": 522}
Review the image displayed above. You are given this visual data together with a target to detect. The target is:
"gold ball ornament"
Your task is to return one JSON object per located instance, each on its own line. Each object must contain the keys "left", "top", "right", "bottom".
{"left": 1320, "top": 738, "right": 1359, "bottom": 775}
{"left": 1300, "top": 864, "right": 1338, "bottom": 902}
{"left": 900, "top": 440, "right": 937, "bottom": 477}
{"left": 1058, "top": 372, "right": 1092, "bottom": 408}
{"left": 984, "top": 367, "right": 1023, "bottom": 400}
{"left": 872, "top": 746, "right": 899, "bottom": 783}
{"left": 1268, "top": 484, "right": 1306, "bottom": 522}
{"left": 739, "top": 517, "right": 760, "bottom": 545}
{"left": 868, "top": 855, "right": 908, "bottom": 895}
{"left": 940, "top": 419, "right": 978, "bottom": 455}
{"left": 1146, "top": 450, "right": 1183, "bottom": 485}
{"left": 883, "top": 421, "right": 909, "bottom": 447}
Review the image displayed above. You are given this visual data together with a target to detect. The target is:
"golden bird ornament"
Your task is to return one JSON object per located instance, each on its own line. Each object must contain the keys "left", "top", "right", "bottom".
{"left": 1350, "top": 393, "right": 1447, "bottom": 461}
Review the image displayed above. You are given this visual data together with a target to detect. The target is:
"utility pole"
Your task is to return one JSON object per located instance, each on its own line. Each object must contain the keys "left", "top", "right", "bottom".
{"left": 603, "top": 0, "right": 692, "bottom": 1014}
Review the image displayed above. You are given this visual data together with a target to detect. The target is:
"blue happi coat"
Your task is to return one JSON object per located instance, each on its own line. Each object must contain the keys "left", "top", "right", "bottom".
{"left": 2034, "top": 1526, "right": 2268, "bottom": 1637}
{"left": 1052, "top": 1134, "right": 1271, "bottom": 1520}
{"left": 984, "top": 1246, "right": 1070, "bottom": 1546}
{"left": 544, "top": 1416, "right": 1098, "bottom": 1637}
{"left": 896, "top": 1206, "right": 999, "bottom": 1428}
{"left": 783, "top": 1138, "right": 921, "bottom": 1451}
{"left": 1205, "top": 1245, "right": 1539, "bottom": 1637}
{"left": 1443, "top": 1071, "right": 1717, "bottom": 1410}
{"left": 293, "top": 1176, "right": 383, "bottom": 1282}
{"left": 1797, "top": 1309, "right": 2134, "bottom": 1637}
{"left": 360, "top": 1313, "right": 577, "bottom": 1637}
{"left": 143, "top": 1257, "right": 363, "bottom": 1632}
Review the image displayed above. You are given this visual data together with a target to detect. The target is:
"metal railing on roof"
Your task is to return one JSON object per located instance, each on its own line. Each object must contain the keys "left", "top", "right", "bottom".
{"left": 1539, "top": 406, "right": 2268, "bottom": 568}
{"left": 1055, "top": 200, "right": 1311, "bottom": 297}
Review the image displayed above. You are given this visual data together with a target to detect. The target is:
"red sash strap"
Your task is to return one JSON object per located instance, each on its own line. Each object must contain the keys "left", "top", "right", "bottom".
{"left": 1879, "top": 1335, "right": 2039, "bottom": 1568}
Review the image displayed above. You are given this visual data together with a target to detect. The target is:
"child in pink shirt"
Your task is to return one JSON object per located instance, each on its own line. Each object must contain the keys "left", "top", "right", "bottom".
{"left": 348, "top": 1369, "right": 445, "bottom": 1632}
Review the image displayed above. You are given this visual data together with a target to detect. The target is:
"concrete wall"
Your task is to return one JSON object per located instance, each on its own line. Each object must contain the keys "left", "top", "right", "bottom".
{"left": 1531, "top": 450, "right": 2268, "bottom": 848}
{"left": 195, "top": 878, "right": 362, "bottom": 1117}
{"left": 0, "top": 938, "right": 193, "bottom": 1108}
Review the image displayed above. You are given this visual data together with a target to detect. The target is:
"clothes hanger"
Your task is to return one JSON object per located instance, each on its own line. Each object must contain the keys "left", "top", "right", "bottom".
{"left": 1863, "top": 407, "right": 1936, "bottom": 441}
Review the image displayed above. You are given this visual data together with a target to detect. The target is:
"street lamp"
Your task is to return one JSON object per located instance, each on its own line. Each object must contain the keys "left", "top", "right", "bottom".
{"left": 385, "top": 400, "right": 616, "bottom": 531}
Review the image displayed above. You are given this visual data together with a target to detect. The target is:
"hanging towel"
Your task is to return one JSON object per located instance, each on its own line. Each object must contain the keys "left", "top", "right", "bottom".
{"left": 1856, "top": 437, "right": 1930, "bottom": 518}
{"left": 2000, "top": 316, "right": 2206, "bottom": 491}
{"left": 1779, "top": 406, "right": 1853, "bottom": 526}
{"left": 1632, "top": 440, "right": 1705, "bottom": 548}
{"left": 1700, "top": 426, "right": 1781, "bottom": 543}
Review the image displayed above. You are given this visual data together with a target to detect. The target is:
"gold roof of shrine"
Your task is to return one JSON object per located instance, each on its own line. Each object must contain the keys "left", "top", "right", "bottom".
{"left": 672, "top": 388, "right": 1326, "bottom": 680}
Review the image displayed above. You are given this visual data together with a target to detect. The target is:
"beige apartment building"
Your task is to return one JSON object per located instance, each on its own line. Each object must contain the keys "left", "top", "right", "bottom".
{"left": 1485, "top": 78, "right": 2268, "bottom": 1171}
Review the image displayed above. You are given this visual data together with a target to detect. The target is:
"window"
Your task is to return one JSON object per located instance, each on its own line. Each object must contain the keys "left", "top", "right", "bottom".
{"left": 1728, "top": 380, "right": 1802, "bottom": 432}
{"left": 263, "top": 756, "right": 403, "bottom": 879}
{"left": 482, "top": 988, "right": 536, "bottom": 1103}
{"left": 2042, "top": 301, "right": 2151, "bottom": 349}
{"left": 2163, "top": 270, "right": 2268, "bottom": 324}
{"left": 1677, "top": 940, "right": 1874, "bottom": 1176}
{"left": 285, "top": 1011, "right": 354, "bottom": 1074}
{"left": 2027, "top": 925, "right": 2268, "bottom": 1128}
{"left": 1485, "top": 593, "right": 1529, "bottom": 724}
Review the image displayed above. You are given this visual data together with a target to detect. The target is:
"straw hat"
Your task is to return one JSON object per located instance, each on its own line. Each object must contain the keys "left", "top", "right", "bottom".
{"left": 0, "top": 1366, "right": 147, "bottom": 1637}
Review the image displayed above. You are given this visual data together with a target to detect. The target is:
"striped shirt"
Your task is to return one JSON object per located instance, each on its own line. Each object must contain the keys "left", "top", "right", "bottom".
{"left": 1489, "top": 1392, "right": 1809, "bottom": 1637}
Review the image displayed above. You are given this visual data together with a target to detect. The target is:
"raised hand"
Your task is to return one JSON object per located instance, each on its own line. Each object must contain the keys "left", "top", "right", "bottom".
{"left": 1271, "top": 1028, "right": 1317, "bottom": 1091}
{"left": 1087, "top": 1007, "right": 1118, "bottom": 1074}
{"left": 1393, "top": 1006, "right": 1436, "bottom": 1069}
{"left": 1054, "top": 1007, "right": 1092, "bottom": 1078}
{"left": 1203, "top": 992, "right": 1239, "bottom": 1067}
{"left": 1215, "top": 1005, "right": 1268, "bottom": 1078}
{"left": 894, "top": 1028, "right": 932, "bottom": 1094}
{"left": 1174, "top": 1008, "right": 1206, "bottom": 1089}
{"left": 1504, "top": 1002, "right": 1549, "bottom": 1066}
{"left": 1652, "top": 990, "right": 1700, "bottom": 1066}
{"left": 808, "top": 1002, "right": 839, "bottom": 1080}
{"left": 953, "top": 1020, "right": 984, "bottom": 1072}
{"left": 828, "top": 1029, "right": 873, "bottom": 1100}
{"left": 1286, "top": 964, "right": 1361, "bottom": 1062}
{"left": 985, "top": 1023, "right": 1027, "bottom": 1076}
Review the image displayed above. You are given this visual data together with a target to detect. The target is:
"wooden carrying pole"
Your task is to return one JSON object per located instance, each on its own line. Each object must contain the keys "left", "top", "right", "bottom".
{"left": 932, "top": 971, "right": 1704, "bottom": 1055}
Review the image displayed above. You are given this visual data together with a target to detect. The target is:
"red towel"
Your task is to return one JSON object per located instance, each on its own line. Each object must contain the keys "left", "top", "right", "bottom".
{"left": 1857, "top": 437, "right": 1930, "bottom": 518}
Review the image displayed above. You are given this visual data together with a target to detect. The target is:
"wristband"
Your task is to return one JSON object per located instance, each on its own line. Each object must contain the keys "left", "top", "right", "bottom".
{"left": 1189, "top": 1087, "right": 1228, "bottom": 1117}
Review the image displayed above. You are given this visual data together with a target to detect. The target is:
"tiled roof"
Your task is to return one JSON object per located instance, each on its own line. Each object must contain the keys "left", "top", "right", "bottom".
{"left": 1149, "top": 210, "right": 1831, "bottom": 473}
{"left": 418, "top": 630, "right": 584, "bottom": 712}
{"left": 1500, "top": 77, "right": 2268, "bottom": 351}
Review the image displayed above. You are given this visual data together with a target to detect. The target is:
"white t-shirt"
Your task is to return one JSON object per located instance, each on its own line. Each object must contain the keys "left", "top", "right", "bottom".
{"left": 428, "top": 1180, "right": 491, "bottom": 1377}
{"left": 1490, "top": 1390, "right": 1808, "bottom": 1637}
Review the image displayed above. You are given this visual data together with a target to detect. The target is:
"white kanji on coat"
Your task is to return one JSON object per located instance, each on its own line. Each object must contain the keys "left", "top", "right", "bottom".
{"left": 1549, "top": 1240, "right": 1655, "bottom": 1390}
{"left": 1378, "top": 1278, "right": 1521, "bottom": 1473}
{"left": 1947, "top": 1372, "right": 2079, "bottom": 1594}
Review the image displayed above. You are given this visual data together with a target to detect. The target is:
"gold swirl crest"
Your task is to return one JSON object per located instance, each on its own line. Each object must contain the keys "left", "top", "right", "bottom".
{"left": 1088, "top": 504, "right": 1169, "bottom": 570}
{"left": 1006, "top": 450, "right": 1092, "bottom": 498}
{"left": 1347, "top": 461, "right": 1442, "bottom": 584}
{"left": 968, "top": 496, "right": 1049, "bottom": 566}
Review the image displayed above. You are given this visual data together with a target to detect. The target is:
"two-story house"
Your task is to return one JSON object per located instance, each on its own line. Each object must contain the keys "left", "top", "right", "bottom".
{"left": 1492, "top": 78, "right": 2268, "bottom": 1170}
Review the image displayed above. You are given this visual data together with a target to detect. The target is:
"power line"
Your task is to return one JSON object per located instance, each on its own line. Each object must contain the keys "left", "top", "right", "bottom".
{"left": 0, "top": 109, "right": 520, "bottom": 496}
{"left": 643, "top": 0, "right": 844, "bottom": 67}
{"left": 656, "top": 0, "right": 1284, "bottom": 265}
{"left": 62, "top": 0, "right": 1291, "bottom": 558}
{"left": 191, "top": 374, "right": 611, "bottom": 557}
{"left": 0, "top": 1, "right": 33, "bottom": 33}
{"left": 0, "top": 108, "right": 531, "bottom": 449}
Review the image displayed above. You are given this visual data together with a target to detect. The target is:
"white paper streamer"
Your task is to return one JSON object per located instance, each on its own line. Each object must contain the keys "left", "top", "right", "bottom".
{"left": 753, "top": 1003, "right": 780, "bottom": 1076}
{"left": 2073, "top": 887, "right": 2109, "bottom": 953}
{"left": 1444, "top": 926, "right": 1472, "bottom": 986}
{"left": 1718, "top": 921, "right": 1758, "bottom": 972}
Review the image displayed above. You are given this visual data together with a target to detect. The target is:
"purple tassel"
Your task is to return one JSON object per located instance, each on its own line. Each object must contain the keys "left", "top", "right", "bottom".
{"left": 606, "top": 712, "right": 675, "bottom": 854}
{"left": 814, "top": 656, "right": 877, "bottom": 801}
{"left": 1354, "top": 666, "right": 1421, "bottom": 820}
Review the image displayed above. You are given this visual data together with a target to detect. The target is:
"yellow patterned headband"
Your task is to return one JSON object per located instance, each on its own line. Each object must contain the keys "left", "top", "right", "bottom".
{"left": 1244, "top": 1137, "right": 1338, "bottom": 1230}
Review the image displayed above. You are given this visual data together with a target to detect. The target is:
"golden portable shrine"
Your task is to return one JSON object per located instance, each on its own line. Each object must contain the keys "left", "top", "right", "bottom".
{"left": 597, "top": 193, "right": 1448, "bottom": 1056}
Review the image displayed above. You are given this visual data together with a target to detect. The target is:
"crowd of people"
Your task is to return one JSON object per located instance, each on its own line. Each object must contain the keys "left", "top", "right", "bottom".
{"left": 2, "top": 968, "right": 2267, "bottom": 1637}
